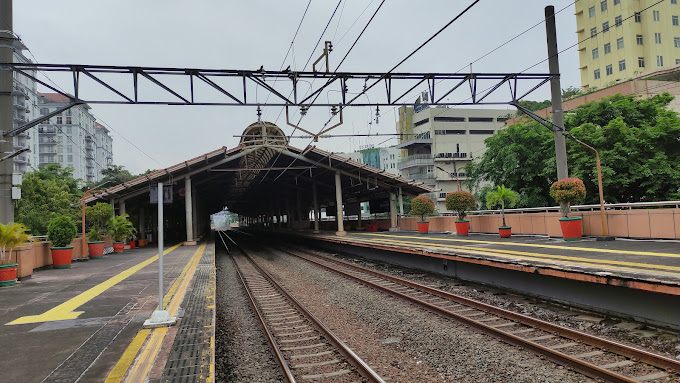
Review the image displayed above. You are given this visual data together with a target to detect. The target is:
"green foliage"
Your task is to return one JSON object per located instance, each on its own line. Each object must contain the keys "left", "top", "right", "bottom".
{"left": 467, "top": 93, "right": 680, "bottom": 207}
{"left": 99, "top": 165, "right": 135, "bottom": 186}
{"left": 88, "top": 225, "right": 102, "bottom": 242}
{"left": 85, "top": 203, "right": 113, "bottom": 232}
{"left": 0, "top": 222, "right": 32, "bottom": 265}
{"left": 486, "top": 185, "right": 519, "bottom": 227}
{"left": 15, "top": 165, "right": 81, "bottom": 235}
{"left": 410, "top": 195, "right": 435, "bottom": 221}
{"left": 445, "top": 191, "right": 476, "bottom": 220}
{"left": 108, "top": 214, "right": 137, "bottom": 242}
{"left": 550, "top": 178, "right": 586, "bottom": 217}
{"left": 561, "top": 86, "right": 583, "bottom": 101}
{"left": 48, "top": 216, "right": 77, "bottom": 248}
{"left": 516, "top": 99, "right": 551, "bottom": 115}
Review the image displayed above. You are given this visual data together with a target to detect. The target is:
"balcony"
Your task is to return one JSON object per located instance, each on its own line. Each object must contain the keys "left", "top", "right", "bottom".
{"left": 39, "top": 127, "right": 57, "bottom": 134}
{"left": 406, "top": 172, "right": 436, "bottom": 186}
{"left": 39, "top": 157, "right": 56, "bottom": 164}
{"left": 39, "top": 138, "right": 56, "bottom": 144}
{"left": 12, "top": 85, "right": 29, "bottom": 100}
{"left": 13, "top": 97, "right": 28, "bottom": 110}
{"left": 13, "top": 113, "right": 27, "bottom": 123}
{"left": 14, "top": 156, "right": 28, "bottom": 163}
{"left": 396, "top": 131, "right": 432, "bottom": 149}
{"left": 434, "top": 152, "right": 467, "bottom": 161}
{"left": 397, "top": 154, "right": 434, "bottom": 170}
{"left": 85, "top": 135, "right": 93, "bottom": 142}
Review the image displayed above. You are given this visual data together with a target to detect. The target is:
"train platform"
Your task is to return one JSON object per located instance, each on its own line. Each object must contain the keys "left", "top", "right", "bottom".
{"left": 300, "top": 230, "right": 680, "bottom": 294}
{"left": 0, "top": 241, "right": 215, "bottom": 383}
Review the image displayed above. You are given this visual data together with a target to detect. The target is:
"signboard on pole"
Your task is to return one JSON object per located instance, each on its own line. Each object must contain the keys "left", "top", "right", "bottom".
{"left": 150, "top": 186, "right": 173, "bottom": 204}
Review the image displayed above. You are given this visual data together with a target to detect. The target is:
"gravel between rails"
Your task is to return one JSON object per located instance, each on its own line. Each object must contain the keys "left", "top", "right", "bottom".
{"left": 255, "top": 246, "right": 591, "bottom": 383}
{"left": 215, "top": 250, "right": 283, "bottom": 382}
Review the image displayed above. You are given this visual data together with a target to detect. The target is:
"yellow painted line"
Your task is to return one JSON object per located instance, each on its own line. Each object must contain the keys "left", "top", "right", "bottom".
{"left": 126, "top": 327, "right": 168, "bottom": 382}
{"left": 104, "top": 329, "right": 151, "bottom": 383}
{"left": 108, "top": 243, "right": 206, "bottom": 383}
{"left": 355, "top": 233, "right": 680, "bottom": 259}
{"left": 363, "top": 236, "right": 680, "bottom": 275}
{"left": 6, "top": 244, "right": 183, "bottom": 325}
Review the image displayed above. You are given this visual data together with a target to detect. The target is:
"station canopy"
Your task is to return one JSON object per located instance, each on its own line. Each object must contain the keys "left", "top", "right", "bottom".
{"left": 84, "top": 121, "right": 433, "bottom": 216}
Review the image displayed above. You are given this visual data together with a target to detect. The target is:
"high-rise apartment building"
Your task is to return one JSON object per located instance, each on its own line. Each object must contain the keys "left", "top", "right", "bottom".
{"left": 11, "top": 39, "right": 39, "bottom": 174}
{"left": 576, "top": 0, "right": 680, "bottom": 90}
{"left": 37, "top": 93, "right": 113, "bottom": 182}
{"left": 396, "top": 106, "right": 509, "bottom": 212}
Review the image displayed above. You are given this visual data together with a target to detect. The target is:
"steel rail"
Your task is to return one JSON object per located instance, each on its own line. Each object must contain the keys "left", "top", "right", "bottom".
{"left": 222, "top": 232, "right": 385, "bottom": 383}
{"left": 281, "top": 247, "right": 680, "bottom": 383}
{"left": 218, "top": 231, "right": 296, "bottom": 382}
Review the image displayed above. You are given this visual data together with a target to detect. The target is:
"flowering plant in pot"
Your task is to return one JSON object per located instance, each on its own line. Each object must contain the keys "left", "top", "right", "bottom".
{"left": 108, "top": 214, "right": 136, "bottom": 253}
{"left": 410, "top": 195, "right": 435, "bottom": 233}
{"left": 445, "top": 191, "right": 476, "bottom": 236}
{"left": 48, "top": 216, "right": 77, "bottom": 269}
{"left": 87, "top": 225, "right": 106, "bottom": 259}
{"left": 550, "top": 178, "right": 586, "bottom": 241}
{"left": 0, "top": 222, "right": 32, "bottom": 286}
{"left": 486, "top": 185, "right": 519, "bottom": 238}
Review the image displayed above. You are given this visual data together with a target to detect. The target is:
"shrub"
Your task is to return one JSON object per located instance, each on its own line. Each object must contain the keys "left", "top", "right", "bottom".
{"left": 445, "top": 191, "right": 476, "bottom": 221}
{"left": 88, "top": 225, "right": 102, "bottom": 242}
{"left": 550, "top": 178, "right": 586, "bottom": 217}
{"left": 48, "top": 216, "right": 77, "bottom": 248}
{"left": 486, "top": 185, "right": 520, "bottom": 227}
{"left": 410, "top": 195, "right": 435, "bottom": 221}
{"left": 0, "top": 222, "right": 32, "bottom": 265}
{"left": 85, "top": 202, "right": 113, "bottom": 233}
{"left": 108, "top": 214, "right": 137, "bottom": 242}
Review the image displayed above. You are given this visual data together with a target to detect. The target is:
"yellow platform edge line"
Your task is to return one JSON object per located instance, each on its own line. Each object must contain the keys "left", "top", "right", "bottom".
{"left": 6, "top": 244, "right": 183, "bottom": 325}
{"left": 365, "top": 236, "right": 680, "bottom": 274}
{"left": 103, "top": 329, "right": 151, "bottom": 383}
{"left": 105, "top": 243, "right": 206, "bottom": 383}
{"left": 356, "top": 233, "right": 680, "bottom": 259}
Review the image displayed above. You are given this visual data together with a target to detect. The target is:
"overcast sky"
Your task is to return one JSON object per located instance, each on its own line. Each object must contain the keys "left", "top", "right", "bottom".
{"left": 13, "top": 0, "right": 579, "bottom": 174}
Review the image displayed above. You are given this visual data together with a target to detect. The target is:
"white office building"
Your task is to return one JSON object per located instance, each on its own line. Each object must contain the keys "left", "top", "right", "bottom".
{"left": 396, "top": 106, "right": 510, "bottom": 212}
{"left": 11, "top": 39, "right": 39, "bottom": 174}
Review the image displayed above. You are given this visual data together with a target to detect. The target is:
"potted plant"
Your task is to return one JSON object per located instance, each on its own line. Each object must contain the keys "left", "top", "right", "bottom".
{"left": 48, "top": 216, "right": 77, "bottom": 269}
{"left": 108, "top": 214, "right": 137, "bottom": 253}
{"left": 486, "top": 185, "right": 519, "bottom": 238}
{"left": 550, "top": 178, "right": 586, "bottom": 241}
{"left": 411, "top": 195, "right": 435, "bottom": 233}
{"left": 0, "top": 222, "right": 32, "bottom": 286}
{"left": 87, "top": 225, "right": 106, "bottom": 259}
{"left": 446, "top": 191, "right": 476, "bottom": 236}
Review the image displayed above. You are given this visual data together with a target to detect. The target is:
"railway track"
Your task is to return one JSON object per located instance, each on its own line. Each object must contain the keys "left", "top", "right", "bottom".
{"left": 278, "top": 245, "right": 680, "bottom": 383}
{"left": 216, "top": 231, "right": 384, "bottom": 383}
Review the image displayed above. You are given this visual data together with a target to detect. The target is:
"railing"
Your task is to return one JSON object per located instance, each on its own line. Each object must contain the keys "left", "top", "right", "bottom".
{"left": 444, "top": 200, "right": 680, "bottom": 216}
{"left": 434, "top": 152, "right": 467, "bottom": 159}
{"left": 397, "top": 154, "right": 434, "bottom": 170}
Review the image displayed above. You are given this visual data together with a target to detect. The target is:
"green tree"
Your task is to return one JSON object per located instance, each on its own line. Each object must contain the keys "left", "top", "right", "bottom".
{"left": 466, "top": 93, "right": 680, "bottom": 206}
{"left": 15, "top": 165, "right": 82, "bottom": 235}
{"left": 85, "top": 202, "right": 114, "bottom": 232}
{"left": 486, "top": 185, "right": 520, "bottom": 227}
{"left": 99, "top": 165, "right": 135, "bottom": 186}
{"left": 561, "top": 86, "right": 583, "bottom": 100}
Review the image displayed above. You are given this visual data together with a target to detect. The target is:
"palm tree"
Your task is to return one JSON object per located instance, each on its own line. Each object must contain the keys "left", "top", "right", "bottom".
{"left": 0, "top": 222, "right": 32, "bottom": 265}
{"left": 486, "top": 185, "right": 520, "bottom": 227}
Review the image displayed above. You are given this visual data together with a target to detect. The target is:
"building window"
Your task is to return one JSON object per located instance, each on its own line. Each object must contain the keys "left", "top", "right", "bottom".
{"left": 635, "top": 12, "right": 641, "bottom": 22}
{"left": 414, "top": 118, "right": 429, "bottom": 127}
{"left": 638, "top": 57, "right": 645, "bottom": 68}
{"left": 589, "top": 6, "right": 595, "bottom": 17}
{"left": 615, "top": 15, "right": 622, "bottom": 26}
{"left": 66, "top": 117, "right": 71, "bottom": 124}
{"left": 655, "top": 32, "right": 662, "bottom": 44}
{"left": 676, "top": 59, "right": 680, "bottom": 64}
{"left": 594, "top": 69, "right": 601, "bottom": 79}
{"left": 674, "top": 16, "right": 679, "bottom": 26}
{"left": 637, "top": 35, "right": 643, "bottom": 45}
{"left": 604, "top": 43, "right": 611, "bottom": 54}
{"left": 433, "top": 116, "right": 465, "bottom": 122}
{"left": 67, "top": 155, "right": 73, "bottom": 163}
{"left": 590, "top": 27, "right": 597, "bottom": 37}
{"left": 675, "top": 37, "right": 680, "bottom": 47}
{"left": 601, "top": 0, "right": 607, "bottom": 12}
{"left": 66, "top": 126, "right": 72, "bottom": 134}
{"left": 617, "top": 37, "right": 624, "bottom": 49}
{"left": 653, "top": 10, "right": 660, "bottom": 21}
{"left": 469, "top": 130, "right": 494, "bottom": 135}
{"left": 592, "top": 48, "right": 599, "bottom": 59}
{"left": 602, "top": 21, "right": 609, "bottom": 33}
{"left": 468, "top": 117, "right": 495, "bottom": 122}
{"left": 58, "top": 155, "right": 63, "bottom": 163}
{"left": 606, "top": 64, "right": 613, "bottom": 75}
{"left": 67, "top": 144, "right": 72, "bottom": 153}
{"left": 56, "top": 116, "right": 62, "bottom": 124}
{"left": 619, "top": 60, "right": 626, "bottom": 71}
{"left": 657, "top": 55, "right": 664, "bottom": 67}
{"left": 614, "top": 0, "right": 620, "bottom": 4}
{"left": 674, "top": 0, "right": 678, "bottom": 4}
{"left": 40, "top": 108, "right": 48, "bottom": 115}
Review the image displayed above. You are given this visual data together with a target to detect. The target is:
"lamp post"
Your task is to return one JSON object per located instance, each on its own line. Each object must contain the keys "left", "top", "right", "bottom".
{"left": 80, "top": 181, "right": 112, "bottom": 258}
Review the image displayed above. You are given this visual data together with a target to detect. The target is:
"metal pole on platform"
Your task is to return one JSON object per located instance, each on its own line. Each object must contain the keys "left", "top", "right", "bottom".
{"left": 0, "top": 0, "right": 14, "bottom": 223}
{"left": 545, "top": 5, "right": 569, "bottom": 181}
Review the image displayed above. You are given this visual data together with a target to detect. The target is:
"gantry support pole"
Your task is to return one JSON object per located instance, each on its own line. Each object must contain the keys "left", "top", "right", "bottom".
{"left": 184, "top": 176, "right": 195, "bottom": 244}
{"left": 389, "top": 193, "right": 399, "bottom": 231}
{"left": 398, "top": 187, "right": 404, "bottom": 217}
{"left": 545, "top": 5, "right": 568, "bottom": 180}
{"left": 334, "top": 171, "right": 346, "bottom": 236}
{"left": 0, "top": 0, "right": 13, "bottom": 223}
{"left": 312, "top": 181, "right": 320, "bottom": 233}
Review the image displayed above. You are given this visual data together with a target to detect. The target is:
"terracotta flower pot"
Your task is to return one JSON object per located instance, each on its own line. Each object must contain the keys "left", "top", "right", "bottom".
{"left": 455, "top": 220, "right": 470, "bottom": 236}
{"left": 499, "top": 226, "right": 512, "bottom": 238}
{"left": 417, "top": 221, "right": 430, "bottom": 234}
{"left": 51, "top": 247, "right": 74, "bottom": 269}
{"left": 559, "top": 217, "right": 583, "bottom": 241}
{"left": 0, "top": 263, "right": 18, "bottom": 286}
{"left": 129, "top": 241, "right": 136, "bottom": 249}
{"left": 88, "top": 241, "right": 105, "bottom": 259}
{"left": 112, "top": 242, "right": 125, "bottom": 253}
{"left": 138, "top": 239, "right": 148, "bottom": 247}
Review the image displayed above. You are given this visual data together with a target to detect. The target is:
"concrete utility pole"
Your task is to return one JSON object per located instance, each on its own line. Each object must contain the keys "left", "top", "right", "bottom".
{"left": 0, "top": 0, "right": 14, "bottom": 223}
{"left": 545, "top": 5, "right": 569, "bottom": 180}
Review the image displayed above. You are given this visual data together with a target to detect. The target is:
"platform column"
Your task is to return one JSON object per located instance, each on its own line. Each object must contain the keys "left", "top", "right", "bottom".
{"left": 285, "top": 197, "right": 291, "bottom": 229}
{"left": 398, "top": 187, "right": 404, "bottom": 217}
{"left": 139, "top": 207, "right": 145, "bottom": 241}
{"left": 312, "top": 181, "right": 320, "bottom": 233}
{"left": 334, "top": 171, "right": 346, "bottom": 236}
{"left": 110, "top": 197, "right": 115, "bottom": 217}
{"left": 296, "top": 190, "right": 302, "bottom": 229}
{"left": 119, "top": 199, "right": 126, "bottom": 216}
{"left": 191, "top": 184, "right": 198, "bottom": 239}
{"left": 184, "top": 176, "right": 195, "bottom": 245}
{"left": 356, "top": 202, "right": 363, "bottom": 230}
{"left": 389, "top": 192, "right": 399, "bottom": 231}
